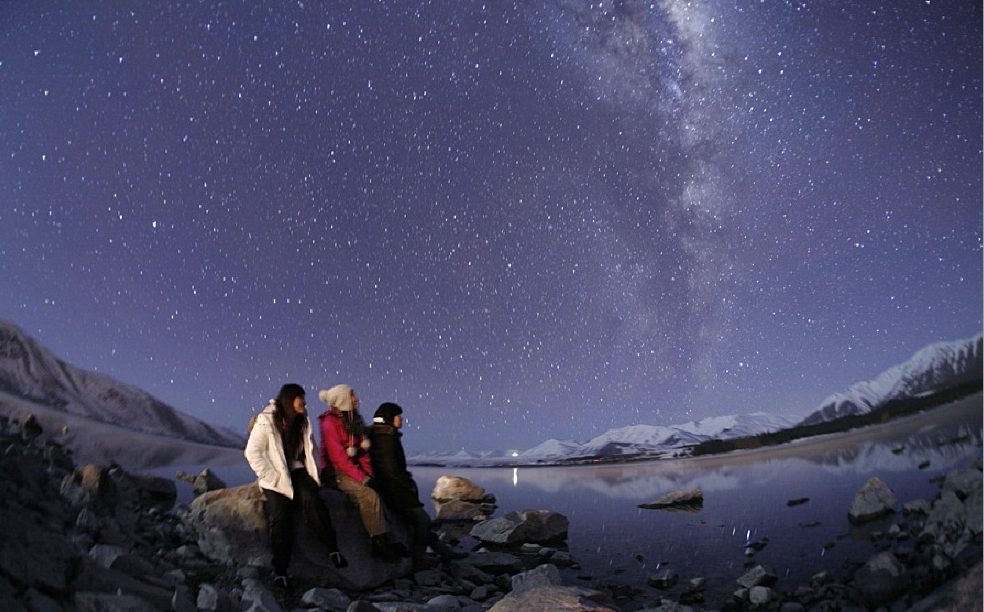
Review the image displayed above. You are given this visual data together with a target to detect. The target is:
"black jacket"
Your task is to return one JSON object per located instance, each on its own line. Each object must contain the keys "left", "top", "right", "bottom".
{"left": 368, "top": 423, "right": 423, "bottom": 509}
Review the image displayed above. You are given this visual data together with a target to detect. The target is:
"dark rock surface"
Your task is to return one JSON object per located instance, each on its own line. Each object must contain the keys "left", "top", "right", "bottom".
{"left": 1, "top": 412, "right": 980, "bottom": 612}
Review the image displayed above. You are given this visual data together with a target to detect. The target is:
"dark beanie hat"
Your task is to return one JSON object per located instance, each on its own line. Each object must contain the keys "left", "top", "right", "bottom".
{"left": 373, "top": 402, "right": 403, "bottom": 425}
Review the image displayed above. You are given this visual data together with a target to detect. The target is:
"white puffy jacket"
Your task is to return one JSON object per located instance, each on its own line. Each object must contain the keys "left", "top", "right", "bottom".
{"left": 244, "top": 403, "right": 320, "bottom": 499}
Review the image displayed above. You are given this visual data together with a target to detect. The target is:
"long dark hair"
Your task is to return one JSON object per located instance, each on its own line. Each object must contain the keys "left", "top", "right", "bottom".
{"left": 274, "top": 383, "right": 306, "bottom": 457}
{"left": 341, "top": 409, "right": 366, "bottom": 438}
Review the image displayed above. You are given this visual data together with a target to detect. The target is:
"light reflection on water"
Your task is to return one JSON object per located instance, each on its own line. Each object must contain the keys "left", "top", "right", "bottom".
{"left": 154, "top": 399, "right": 981, "bottom": 604}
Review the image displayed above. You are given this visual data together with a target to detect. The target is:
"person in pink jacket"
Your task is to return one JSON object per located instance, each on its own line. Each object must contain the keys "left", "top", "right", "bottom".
{"left": 318, "top": 384, "right": 406, "bottom": 562}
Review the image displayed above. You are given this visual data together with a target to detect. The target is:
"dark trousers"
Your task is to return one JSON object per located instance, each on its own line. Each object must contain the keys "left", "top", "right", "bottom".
{"left": 264, "top": 469, "right": 338, "bottom": 575}
{"left": 395, "top": 505, "right": 432, "bottom": 559}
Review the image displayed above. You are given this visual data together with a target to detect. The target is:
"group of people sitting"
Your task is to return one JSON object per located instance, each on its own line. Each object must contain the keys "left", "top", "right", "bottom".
{"left": 244, "top": 382, "right": 440, "bottom": 588}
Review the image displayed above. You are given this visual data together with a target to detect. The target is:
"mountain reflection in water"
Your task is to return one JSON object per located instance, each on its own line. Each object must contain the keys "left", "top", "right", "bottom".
{"left": 410, "top": 397, "right": 981, "bottom": 605}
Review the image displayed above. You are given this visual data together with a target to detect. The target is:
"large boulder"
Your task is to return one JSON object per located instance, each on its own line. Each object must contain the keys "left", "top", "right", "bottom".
{"left": 434, "top": 499, "right": 494, "bottom": 522}
{"left": 492, "top": 561, "right": 614, "bottom": 610}
{"left": 470, "top": 510, "right": 569, "bottom": 545}
{"left": 183, "top": 483, "right": 410, "bottom": 590}
{"left": 432, "top": 476, "right": 497, "bottom": 522}
{"left": 853, "top": 551, "right": 906, "bottom": 609}
{"left": 183, "top": 484, "right": 269, "bottom": 568}
{"left": 848, "top": 476, "right": 897, "bottom": 524}
{"left": 432, "top": 476, "right": 491, "bottom": 503}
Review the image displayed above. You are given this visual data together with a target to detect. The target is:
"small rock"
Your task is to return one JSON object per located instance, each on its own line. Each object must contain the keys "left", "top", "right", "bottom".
{"left": 902, "top": 499, "right": 932, "bottom": 515}
{"left": 176, "top": 468, "right": 227, "bottom": 497}
{"left": 848, "top": 476, "right": 897, "bottom": 524}
{"left": 638, "top": 488, "right": 703, "bottom": 511}
{"left": 511, "top": 563, "right": 561, "bottom": 595}
{"left": 648, "top": 569, "right": 679, "bottom": 589}
{"left": 240, "top": 578, "right": 282, "bottom": 612}
{"left": 413, "top": 568, "right": 443, "bottom": 587}
{"left": 426, "top": 594, "right": 461, "bottom": 608}
{"left": 737, "top": 565, "right": 777, "bottom": 589}
{"left": 196, "top": 584, "right": 223, "bottom": 611}
{"left": 469, "top": 552, "right": 522, "bottom": 574}
{"left": 749, "top": 585, "right": 774, "bottom": 605}
{"left": 786, "top": 497, "right": 810, "bottom": 507}
{"left": 470, "top": 585, "right": 491, "bottom": 601}
{"left": 551, "top": 551, "right": 574, "bottom": 566}
{"left": 301, "top": 587, "right": 351, "bottom": 610}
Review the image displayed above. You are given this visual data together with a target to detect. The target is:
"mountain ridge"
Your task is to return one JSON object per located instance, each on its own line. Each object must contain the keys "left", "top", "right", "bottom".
{"left": 409, "top": 334, "right": 982, "bottom": 465}
{"left": 0, "top": 319, "right": 244, "bottom": 448}
{"left": 800, "top": 334, "right": 982, "bottom": 426}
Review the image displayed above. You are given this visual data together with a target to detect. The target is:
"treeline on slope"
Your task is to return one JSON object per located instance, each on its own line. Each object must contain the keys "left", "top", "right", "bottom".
{"left": 689, "top": 379, "right": 984, "bottom": 457}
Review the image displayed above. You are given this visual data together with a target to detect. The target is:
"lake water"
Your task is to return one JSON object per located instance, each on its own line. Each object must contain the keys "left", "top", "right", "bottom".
{"left": 156, "top": 397, "right": 982, "bottom": 606}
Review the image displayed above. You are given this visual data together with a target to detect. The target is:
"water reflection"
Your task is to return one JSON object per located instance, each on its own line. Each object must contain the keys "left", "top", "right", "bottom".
{"left": 423, "top": 403, "right": 981, "bottom": 502}
{"left": 410, "top": 399, "right": 981, "bottom": 606}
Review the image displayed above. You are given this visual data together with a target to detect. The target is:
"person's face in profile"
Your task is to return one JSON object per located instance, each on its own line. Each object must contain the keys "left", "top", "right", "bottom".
{"left": 292, "top": 395, "right": 307, "bottom": 415}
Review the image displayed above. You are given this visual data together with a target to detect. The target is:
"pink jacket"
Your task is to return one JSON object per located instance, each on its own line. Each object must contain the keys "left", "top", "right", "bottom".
{"left": 318, "top": 409, "right": 373, "bottom": 483}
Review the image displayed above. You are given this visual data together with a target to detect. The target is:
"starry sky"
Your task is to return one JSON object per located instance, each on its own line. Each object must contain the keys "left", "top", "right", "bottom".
{"left": 1, "top": 1, "right": 980, "bottom": 453}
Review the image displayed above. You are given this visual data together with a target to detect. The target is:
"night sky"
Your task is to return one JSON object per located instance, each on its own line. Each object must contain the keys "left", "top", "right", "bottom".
{"left": 2, "top": 1, "right": 981, "bottom": 453}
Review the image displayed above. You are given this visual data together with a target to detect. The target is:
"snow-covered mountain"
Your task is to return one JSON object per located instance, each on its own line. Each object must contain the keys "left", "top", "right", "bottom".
{"left": 575, "top": 412, "right": 795, "bottom": 458}
{"left": 409, "top": 334, "right": 982, "bottom": 466}
{"left": 0, "top": 319, "right": 244, "bottom": 447}
{"left": 799, "top": 334, "right": 983, "bottom": 426}
{"left": 408, "top": 412, "right": 794, "bottom": 465}
{"left": 550, "top": 412, "right": 795, "bottom": 460}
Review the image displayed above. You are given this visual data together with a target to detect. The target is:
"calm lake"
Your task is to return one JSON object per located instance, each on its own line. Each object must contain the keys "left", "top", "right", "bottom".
{"left": 159, "top": 396, "right": 981, "bottom": 606}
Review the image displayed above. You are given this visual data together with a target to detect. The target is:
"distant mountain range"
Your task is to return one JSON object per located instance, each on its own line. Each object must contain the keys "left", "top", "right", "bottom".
{"left": 798, "top": 334, "right": 982, "bottom": 426}
{"left": 0, "top": 317, "right": 978, "bottom": 467}
{"left": 0, "top": 319, "right": 243, "bottom": 448}
{"left": 409, "top": 334, "right": 983, "bottom": 466}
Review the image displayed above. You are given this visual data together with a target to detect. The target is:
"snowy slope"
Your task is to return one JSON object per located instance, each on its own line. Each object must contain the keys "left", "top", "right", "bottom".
{"left": 518, "top": 438, "right": 583, "bottom": 459}
{"left": 799, "top": 334, "right": 983, "bottom": 426}
{"left": 0, "top": 319, "right": 244, "bottom": 447}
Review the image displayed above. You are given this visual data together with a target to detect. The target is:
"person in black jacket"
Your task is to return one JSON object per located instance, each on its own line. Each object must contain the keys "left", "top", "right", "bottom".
{"left": 368, "top": 402, "right": 435, "bottom": 570}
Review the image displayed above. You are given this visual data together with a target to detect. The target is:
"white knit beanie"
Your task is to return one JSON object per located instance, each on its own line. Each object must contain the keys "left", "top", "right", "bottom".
{"left": 319, "top": 384, "right": 354, "bottom": 412}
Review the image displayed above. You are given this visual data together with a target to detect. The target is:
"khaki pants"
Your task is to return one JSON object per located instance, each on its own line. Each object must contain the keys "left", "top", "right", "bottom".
{"left": 336, "top": 473, "right": 386, "bottom": 537}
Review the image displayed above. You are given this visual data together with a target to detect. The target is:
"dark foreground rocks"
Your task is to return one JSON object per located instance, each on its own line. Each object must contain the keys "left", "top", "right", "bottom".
{"left": 1, "top": 411, "right": 980, "bottom": 611}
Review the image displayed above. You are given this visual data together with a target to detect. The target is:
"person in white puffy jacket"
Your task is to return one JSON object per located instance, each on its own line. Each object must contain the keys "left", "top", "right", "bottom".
{"left": 245, "top": 383, "right": 347, "bottom": 588}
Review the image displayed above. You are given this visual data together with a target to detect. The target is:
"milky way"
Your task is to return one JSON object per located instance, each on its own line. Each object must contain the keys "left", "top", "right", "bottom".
{"left": 1, "top": 1, "right": 980, "bottom": 452}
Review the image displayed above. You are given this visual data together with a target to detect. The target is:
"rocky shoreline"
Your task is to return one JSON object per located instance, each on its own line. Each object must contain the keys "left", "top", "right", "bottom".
{"left": 1, "top": 413, "right": 980, "bottom": 611}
